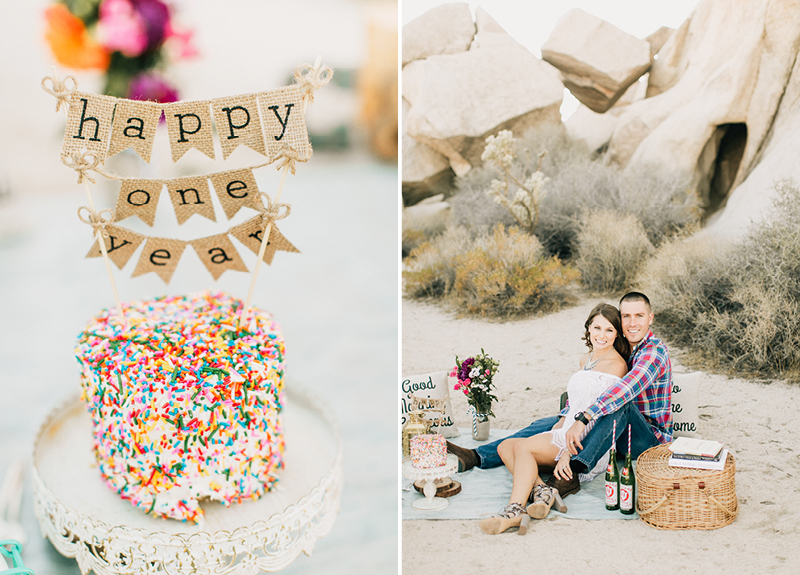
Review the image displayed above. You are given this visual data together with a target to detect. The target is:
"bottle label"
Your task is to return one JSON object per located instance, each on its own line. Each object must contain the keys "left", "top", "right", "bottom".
{"left": 605, "top": 481, "right": 618, "bottom": 506}
{"left": 620, "top": 484, "right": 634, "bottom": 511}
{"left": 622, "top": 467, "right": 629, "bottom": 478}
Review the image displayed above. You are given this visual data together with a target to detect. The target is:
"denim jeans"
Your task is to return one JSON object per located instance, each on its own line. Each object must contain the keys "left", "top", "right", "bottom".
{"left": 475, "top": 402, "right": 662, "bottom": 471}
{"left": 571, "top": 401, "right": 661, "bottom": 473}
{"left": 475, "top": 415, "right": 560, "bottom": 469}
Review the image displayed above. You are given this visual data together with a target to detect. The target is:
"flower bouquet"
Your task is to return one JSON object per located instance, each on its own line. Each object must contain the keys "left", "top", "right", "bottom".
{"left": 43, "top": 0, "right": 196, "bottom": 101}
{"left": 452, "top": 349, "right": 499, "bottom": 440}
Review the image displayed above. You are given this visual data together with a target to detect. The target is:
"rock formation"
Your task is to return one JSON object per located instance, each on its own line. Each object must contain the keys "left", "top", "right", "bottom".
{"left": 541, "top": 8, "right": 652, "bottom": 113}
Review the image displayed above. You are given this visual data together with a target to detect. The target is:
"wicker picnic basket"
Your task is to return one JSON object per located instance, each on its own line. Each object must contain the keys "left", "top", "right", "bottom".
{"left": 635, "top": 443, "right": 738, "bottom": 530}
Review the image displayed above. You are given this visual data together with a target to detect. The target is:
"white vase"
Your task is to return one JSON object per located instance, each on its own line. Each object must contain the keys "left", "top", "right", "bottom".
{"left": 472, "top": 414, "right": 490, "bottom": 441}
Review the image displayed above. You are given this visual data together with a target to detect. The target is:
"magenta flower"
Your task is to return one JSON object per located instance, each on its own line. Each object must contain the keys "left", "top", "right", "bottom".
{"left": 128, "top": 71, "right": 179, "bottom": 103}
{"left": 165, "top": 21, "right": 198, "bottom": 60}
{"left": 134, "top": 0, "right": 171, "bottom": 50}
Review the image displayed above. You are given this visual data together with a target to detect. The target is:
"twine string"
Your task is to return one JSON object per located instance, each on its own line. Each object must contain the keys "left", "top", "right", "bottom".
{"left": 274, "top": 144, "right": 312, "bottom": 175}
{"left": 41, "top": 72, "right": 78, "bottom": 113}
{"left": 77, "top": 205, "right": 115, "bottom": 238}
{"left": 293, "top": 61, "right": 333, "bottom": 105}
{"left": 63, "top": 150, "right": 100, "bottom": 184}
{"left": 256, "top": 193, "right": 291, "bottom": 228}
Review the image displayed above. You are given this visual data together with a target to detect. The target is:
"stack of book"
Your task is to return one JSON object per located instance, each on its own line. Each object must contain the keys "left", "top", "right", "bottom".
{"left": 668, "top": 437, "right": 728, "bottom": 471}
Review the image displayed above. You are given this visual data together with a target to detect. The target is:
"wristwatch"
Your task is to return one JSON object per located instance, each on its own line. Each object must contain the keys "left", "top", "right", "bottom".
{"left": 574, "top": 412, "right": 590, "bottom": 425}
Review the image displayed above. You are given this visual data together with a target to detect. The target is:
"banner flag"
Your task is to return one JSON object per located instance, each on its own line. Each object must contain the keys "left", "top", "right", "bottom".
{"left": 229, "top": 216, "right": 299, "bottom": 265}
{"left": 209, "top": 168, "right": 261, "bottom": 220}
{"left": 166, "top": 176, "right": 216, "bottom": 225}
{"left": 211, "top": 94, "right": 267, "bottom": 160}
{"left": 85, "top": 224, "right": 145, "bottom": 269}
{"left": 164, "top": 100, "right": 215, "bottom": 162}
{"left": 62, "top": 92, "right": 116, "bottom": 163}
{"left": 114, "top": 179, "right": 163, "bottom": 226}
{"left": 258, "top": 85, "right": 310, "bottom": 161}
{"left": 132, "top": 237, "right": 188, "bottom": 284}
{"left": 108, "top": 99, "right": 161, "bottom": 162}
{"left": 190, "top": 233, "right": 249, "bottom": 280}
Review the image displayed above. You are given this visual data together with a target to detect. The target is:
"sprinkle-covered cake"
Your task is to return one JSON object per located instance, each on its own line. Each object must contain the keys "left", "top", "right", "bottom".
{"left": 410, "top": 434, "right": 447, "bottom": 469}
{"left": 75, "top": 291, "right": 285, "bottom": 523}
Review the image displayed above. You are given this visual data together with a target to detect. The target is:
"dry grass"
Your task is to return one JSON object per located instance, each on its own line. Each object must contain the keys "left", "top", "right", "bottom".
{"left": 575, "top": 209, "right": 654, "bottom": 294}
{"left": 449, "top": 126, "right": 701, "bottom": 259}
{"left": 638, "top": 181, "right": 800, "bottom": 380}
{"left": 404, "top": 224, "right": 577, "bottom": 318}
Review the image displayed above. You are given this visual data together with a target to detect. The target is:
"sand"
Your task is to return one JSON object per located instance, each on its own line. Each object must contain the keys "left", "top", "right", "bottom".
{"left": 402, "top": 298, "right": 800, "bottom": 574}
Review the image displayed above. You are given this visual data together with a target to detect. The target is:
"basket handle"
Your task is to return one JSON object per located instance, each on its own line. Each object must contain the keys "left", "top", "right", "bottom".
{"left": 705, "top": 492, "right": 738, "bottom": 516}
{"left": 636, "top": 493, "right": 670, "bottom": 516}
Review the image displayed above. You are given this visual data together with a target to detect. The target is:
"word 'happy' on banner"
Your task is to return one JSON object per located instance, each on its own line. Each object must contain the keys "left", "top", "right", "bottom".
{"left": 61, "top": 85, "right": 310, "bottom": 166}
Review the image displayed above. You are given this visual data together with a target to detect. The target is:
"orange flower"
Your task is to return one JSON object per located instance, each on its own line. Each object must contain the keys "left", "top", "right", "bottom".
{"left": 44, "top": 4, "right": 110, "bottom": 71}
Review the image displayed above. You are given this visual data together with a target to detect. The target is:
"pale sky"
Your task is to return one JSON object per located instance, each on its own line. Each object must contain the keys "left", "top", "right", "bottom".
{"left": 401, "top": 1, "right": 702, "bottom": 118}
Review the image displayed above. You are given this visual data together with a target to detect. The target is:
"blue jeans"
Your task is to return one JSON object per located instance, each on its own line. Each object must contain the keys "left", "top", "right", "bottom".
{"left": 476, "top": 416, "right": 560, "bottom": 468}
{"left": 475, "top": 402, "right": 661, "bottom": 470}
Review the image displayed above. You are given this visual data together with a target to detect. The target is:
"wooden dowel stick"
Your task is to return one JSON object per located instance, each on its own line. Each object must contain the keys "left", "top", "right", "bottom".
{"left": 83, "top": 180, "right": 127, "bottom": 329}
{"left": 239, "top": 56, "right": 321, "bottom": 321}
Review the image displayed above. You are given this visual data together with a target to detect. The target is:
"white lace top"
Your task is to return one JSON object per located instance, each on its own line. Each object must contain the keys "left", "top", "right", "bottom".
{"left": 548, "top": 370, "right": 620, "bottom": 482}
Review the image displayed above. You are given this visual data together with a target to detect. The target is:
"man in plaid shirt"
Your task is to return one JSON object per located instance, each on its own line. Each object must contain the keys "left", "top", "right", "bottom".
{"left": 446, "top": 291, "right": 672, "bottom": 498}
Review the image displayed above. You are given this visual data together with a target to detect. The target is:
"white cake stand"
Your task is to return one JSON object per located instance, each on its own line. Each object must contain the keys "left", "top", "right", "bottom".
{"left": 31, "top": 382, "right": 342, "bottom": 574}
{"left": 402, "top": 454, "right": 458, "bottom": 511}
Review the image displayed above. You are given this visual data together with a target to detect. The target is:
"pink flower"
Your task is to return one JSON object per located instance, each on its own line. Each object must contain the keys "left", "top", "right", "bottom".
{"left": 127, "top": 71, "right": 178, "bottom": 102}
{"left": 485, "top": 369, "right": 490, "bottom": 375}
{"left": 465, "top": 378, "right": 471, "bottom": 385}
{"left": 453, "top": 383, "right": 461, "bottom": 391}
{"left": 164, "top": 22, "right": 198, "bottom": 60}
{"left": 97, "top": 0, "right": 148, "bottom": 57}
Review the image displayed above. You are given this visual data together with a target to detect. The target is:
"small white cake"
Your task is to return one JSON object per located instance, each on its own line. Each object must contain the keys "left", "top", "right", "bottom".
{"left": 410, "top": 434, "right": 447, "bottom": 468}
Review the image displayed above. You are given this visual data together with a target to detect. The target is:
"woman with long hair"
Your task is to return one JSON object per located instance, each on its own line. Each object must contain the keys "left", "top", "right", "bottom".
{"left": 480, "top": 303, "right": 630, "bottom": 535}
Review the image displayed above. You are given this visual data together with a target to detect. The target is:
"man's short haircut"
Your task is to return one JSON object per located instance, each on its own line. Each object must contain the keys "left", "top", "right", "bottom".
{"left": 619, "top": 291, "right": 651, "bottom": 311}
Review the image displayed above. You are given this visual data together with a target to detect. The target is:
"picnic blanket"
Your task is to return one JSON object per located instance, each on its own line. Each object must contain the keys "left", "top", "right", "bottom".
{"left": 402, "top": 428, "right": 638, "bottom": 521}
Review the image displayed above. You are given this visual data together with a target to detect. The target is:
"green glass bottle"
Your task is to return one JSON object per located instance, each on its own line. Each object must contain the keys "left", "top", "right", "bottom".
{"left": 605, "top": 447, "right": 619, "bottom": 510}
{"left": 620, "top": 451, "right": 636, "bottom": 514}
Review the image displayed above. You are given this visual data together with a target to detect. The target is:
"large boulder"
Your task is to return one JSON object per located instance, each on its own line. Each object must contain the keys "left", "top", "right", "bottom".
{"left": 541, "top": 8, "right": 651, "bottom": 113}
{"left": 607, "top": 0, "right": 800, "bottom": 224}
{"left": 470, "top": 6, "right": 519, "bottom": 50}
{"left": 402, "top": 98, "right": 454, "bottom": 206}
{"left": 402, "top": 3, "right": 475, "bottom": 66}
{"left": 404, "top": 43, "right": 564, "bottom": 176}
{"left": 706, "top": 42, "right": 800, "bottom": 239}
{"left": 565, "top": 104, "right": 619, "bottom": 152}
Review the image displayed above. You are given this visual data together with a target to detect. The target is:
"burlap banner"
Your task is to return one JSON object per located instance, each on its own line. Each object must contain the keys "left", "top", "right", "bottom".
{"left": 108, "top": 99, "right": 161, "bottom": 163}
{"left": 259, "top": 85, "right": 311, "bottom": 161}
{"left": 59, "top": 86, "right": 312, "bottom": 167}
{"left": 211, "top": 94, "right": 267, "bottom": 160}
{"left": 114, "top": 179, "right": 163, "bottom": 226}
{"left": 84, "top": 216, "right": 298, "bottom": 283}
{"left": 85, "top": 224, "right": 146, "bottom": 269}
{"left": 132, "top": 237, "right": 188, "bottom": 284}
{"left": 112, "top": 168, "right": 264, "bottom": 226}
{"left": 190, "top": 233, "right": 249, "bottom": 280}
{"left": 208, "top": 168, "right": 262, "bottom": 220}
{"left": 61, "top": 92, "right": 116, "bottom": 163}
{"left": 229, "top": 216, "right": 300, "bottom": 265}
{"left": 166, "top": 176, "right": 216, "bottom": 225}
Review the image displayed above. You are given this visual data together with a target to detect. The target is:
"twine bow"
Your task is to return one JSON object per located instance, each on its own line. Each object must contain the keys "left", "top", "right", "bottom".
{"left": 293, "top": 62, "right": 333, "bottom": 105}
{"left": 63, "top": 150, "right": 100, "bottom": 184}
{"left": 256, "top": 193, "right": 291, "bottom": 228}
{"left": 77, "top": 206, "right": 115, "bottom": 238}
{"left": 274, "top": 144, "right": 312, "bottom": 175}
{"left": 41, "top": 73, "right": 78, "bottom": 113}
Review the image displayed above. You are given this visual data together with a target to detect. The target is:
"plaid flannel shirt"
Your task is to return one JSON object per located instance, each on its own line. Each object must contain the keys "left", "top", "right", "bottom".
{"left": 560, "top": 330, "right": 673, "bottom": 443}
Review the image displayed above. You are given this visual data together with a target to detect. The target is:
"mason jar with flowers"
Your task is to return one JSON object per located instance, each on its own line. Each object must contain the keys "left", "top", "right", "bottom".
{"left": 451, "top": 349, "right": 499, "bottom": 441}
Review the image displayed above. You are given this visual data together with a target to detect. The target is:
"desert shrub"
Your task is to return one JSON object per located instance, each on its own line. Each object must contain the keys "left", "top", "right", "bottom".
{"left": 401, "top": 195, "right": 451, "bottom": 258}
{"left": 637, "top": 181, "right": 800, "bottom": 380}
{"left": 449, "top": 125, "right": 700, "bottom": 258}
{"left": 404, "top": 224, "right": 578, "bottom": 318}
{"left": 403, "top": 226, "right": 472, "bottom": 298}
{"left": 575, "top": 210, "right": 654, "bottom": 294}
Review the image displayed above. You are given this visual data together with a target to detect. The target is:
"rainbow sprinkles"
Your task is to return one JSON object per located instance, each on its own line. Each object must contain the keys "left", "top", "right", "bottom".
{"left": 75, "top": 291, "right": 285, "bottom": 523}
